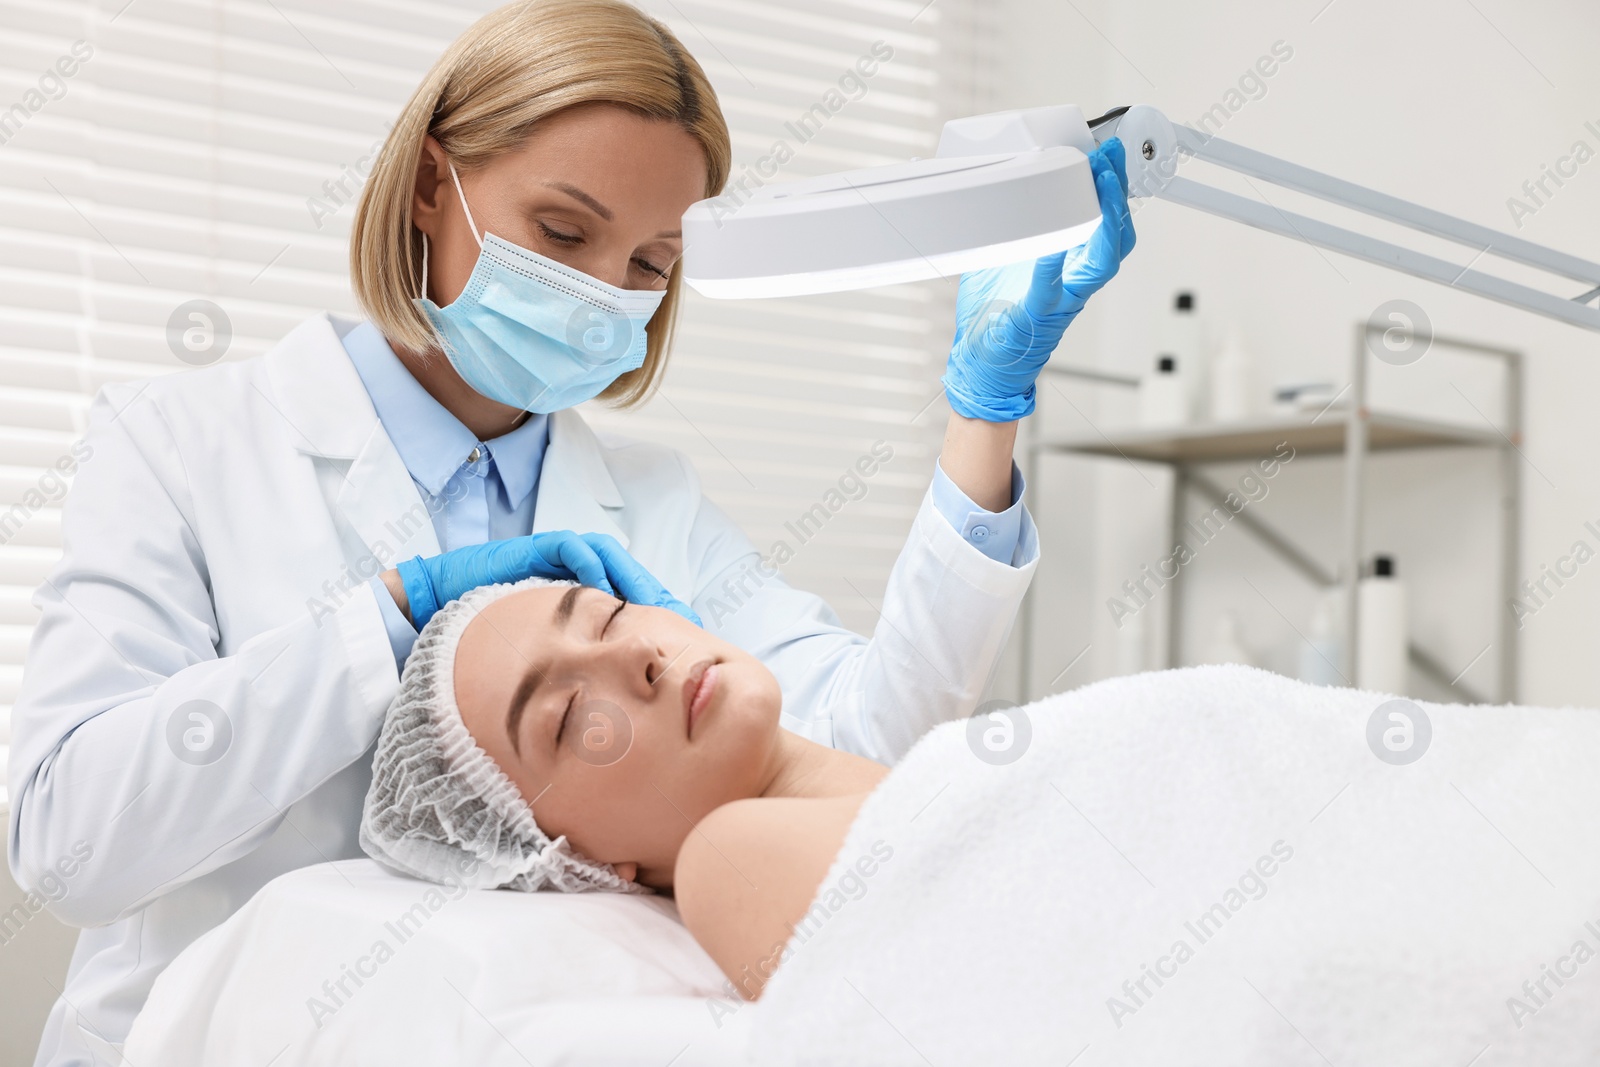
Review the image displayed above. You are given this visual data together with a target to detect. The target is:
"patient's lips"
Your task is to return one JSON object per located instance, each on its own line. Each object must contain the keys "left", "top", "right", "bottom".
{"left": 684, "top": 659, "right": 719, "bottom": 738}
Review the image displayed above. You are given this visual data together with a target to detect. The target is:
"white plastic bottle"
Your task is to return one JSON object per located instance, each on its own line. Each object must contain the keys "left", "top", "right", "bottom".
{"left": 1201, "top": 611, "right": 1254, "bottom": 666}
{"left": 1298, "top": 588, "right": 1344, "bottom": 686}
{"left": 1170, "top": 291, "right": 1200, "bottom": 413}
{"left": 1208, "top": 327, "right": 1255, "bottom": 423}
{"left": 1356, "top": 555, "right": 1408, "bottom": 693}
{"left": 1115, "top": 608, "right": 1147, "bottom": 676}
{"left": 1139, "top": 355, "right": 1189, "bottom": 427}
{"left": 1170, "top": 291, "right": 1200, "bottom": 375}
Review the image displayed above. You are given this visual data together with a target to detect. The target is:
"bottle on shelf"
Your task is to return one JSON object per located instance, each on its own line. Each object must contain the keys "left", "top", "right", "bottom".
{"left": 1170, "top": 291, "right": 1200, "bottom": 375}
{"left": 1298, "top": 587, "right": 1344, "bottom": 687}
{"left": 1171, "top": 291, "right": 1200, "bottom": 413}
{"left": 1115, "top": 606, "right": 1148, "bottom": 676}
{"left": 1208, "top": 326, "right": 1255, "bottom": 423}
{"left": 1356, "top": 554, "right": 1408, "bottom": 694}
{"left": 1200, "top": 611, "right": 1254, "bottom": 666}
{"left": 1139, "top": 355, "right": 1189, "bottom": 427}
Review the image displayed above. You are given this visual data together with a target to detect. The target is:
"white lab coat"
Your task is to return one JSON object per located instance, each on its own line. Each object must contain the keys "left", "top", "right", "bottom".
{"left": 6, "top": 313, "right": 1038, "bottom": 1063}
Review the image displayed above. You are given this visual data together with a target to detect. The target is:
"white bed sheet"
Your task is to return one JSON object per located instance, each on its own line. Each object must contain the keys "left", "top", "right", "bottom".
{"left": 122, "top": 859, "right": 755, "bottom": 1066}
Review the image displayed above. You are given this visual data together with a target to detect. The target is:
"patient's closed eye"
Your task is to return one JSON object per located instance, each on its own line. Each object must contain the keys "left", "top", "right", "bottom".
{"left": 556, "top": 695, "right": 573, "bottom": 745}
{"left": 549, "top": 600, "right": 628, "bottom": 748}
{"left": 601, "top": 599, "right": 626, "bottom": 637}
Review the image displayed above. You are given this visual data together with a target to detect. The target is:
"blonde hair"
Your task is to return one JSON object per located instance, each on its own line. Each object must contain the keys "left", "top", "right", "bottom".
{"left": 350, "top": 0, "right": 729, "bottom": 407}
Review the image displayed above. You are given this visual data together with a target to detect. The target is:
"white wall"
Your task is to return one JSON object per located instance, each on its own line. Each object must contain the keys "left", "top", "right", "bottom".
{"left": 989, "top": 0, "right": 1600, "bottom": 706}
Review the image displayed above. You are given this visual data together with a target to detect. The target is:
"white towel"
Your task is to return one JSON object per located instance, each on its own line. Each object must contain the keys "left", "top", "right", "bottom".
{"left": 745, "top": 665, "right": 1600, "bottom": 1066}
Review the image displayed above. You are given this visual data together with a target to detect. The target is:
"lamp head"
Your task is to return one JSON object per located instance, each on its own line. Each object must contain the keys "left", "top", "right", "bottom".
{"left": 680, "top": 105, "right": 1118, "bottom": 299}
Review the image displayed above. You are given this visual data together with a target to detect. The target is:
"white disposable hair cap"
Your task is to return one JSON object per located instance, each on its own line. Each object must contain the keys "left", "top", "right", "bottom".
{"left": 359, "top": 575, "right": 643, "bottom": 894}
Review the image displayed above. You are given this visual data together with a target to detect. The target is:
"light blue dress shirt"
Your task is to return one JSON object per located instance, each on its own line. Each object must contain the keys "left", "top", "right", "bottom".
{"left": 342, "top": 322, "right": 1027, "bottom": 670}
{"left": 930, "top": 456, "right": 1026, "bottom": 563}
{"left": 344, "top": 322, "right": 548, "bottom": 667}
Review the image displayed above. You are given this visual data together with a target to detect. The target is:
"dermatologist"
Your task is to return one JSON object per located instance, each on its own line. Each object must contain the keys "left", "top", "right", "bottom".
{"left": 6, "top": 0, "right": 1133, "bottom": 1061}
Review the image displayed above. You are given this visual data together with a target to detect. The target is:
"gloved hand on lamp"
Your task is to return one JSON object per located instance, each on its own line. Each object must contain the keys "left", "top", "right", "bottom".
{"left": 941, "top": 136, "right": 1137, "bottom": 422}
{"left": 395, "top": 530, "right": 702, "bottom": 630}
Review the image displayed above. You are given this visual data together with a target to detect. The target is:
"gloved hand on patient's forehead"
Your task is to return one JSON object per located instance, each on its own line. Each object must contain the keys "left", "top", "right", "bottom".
{"left": 941, "top": 137, "right": 1137, "bottom": 423}
{"left": 396, "top": 529, "right": 702, "bottom": 631}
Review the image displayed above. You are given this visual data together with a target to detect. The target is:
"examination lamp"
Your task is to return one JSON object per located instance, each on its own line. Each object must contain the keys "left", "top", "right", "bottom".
{"left": 681, "top": 104, "right": 1600, "bottom": 334}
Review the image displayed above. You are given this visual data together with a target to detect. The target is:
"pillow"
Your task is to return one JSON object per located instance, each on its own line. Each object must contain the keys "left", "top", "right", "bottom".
{"left": 123, "top": 859, "right": 751, "bottom": 1066}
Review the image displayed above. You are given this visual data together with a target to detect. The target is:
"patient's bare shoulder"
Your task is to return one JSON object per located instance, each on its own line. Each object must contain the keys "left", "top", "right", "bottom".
{"left": 674, "top": 792, "right": 869, "bottom": 1000}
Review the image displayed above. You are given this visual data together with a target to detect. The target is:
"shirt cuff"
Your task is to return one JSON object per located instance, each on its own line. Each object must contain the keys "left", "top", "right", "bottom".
{"left": 929, "top": 459, "right": 1027, "bottom": 565}
{"left": 369, "top": 574, "right": 419, "bottom": 673}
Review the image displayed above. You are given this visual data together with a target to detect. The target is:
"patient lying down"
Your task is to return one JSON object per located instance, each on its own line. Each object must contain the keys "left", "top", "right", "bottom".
{"left": 359, "top": 576, "right": 886, "bottom": 999}
{"left": 360, "top": 580, "right": 1600, "bottom": 1062}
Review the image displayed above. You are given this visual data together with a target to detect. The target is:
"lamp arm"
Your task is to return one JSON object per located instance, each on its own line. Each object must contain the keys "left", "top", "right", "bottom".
{"left": 1088, "top": 105, "right": 1600, "bottom": 333}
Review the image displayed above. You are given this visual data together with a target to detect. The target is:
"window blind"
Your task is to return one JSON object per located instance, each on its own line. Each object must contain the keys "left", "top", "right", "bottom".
{"left": 590, "top": 0, "right": 968, "bottom": 633}
{"left": 0, "top": 0, "right": 976, "bottom": 807}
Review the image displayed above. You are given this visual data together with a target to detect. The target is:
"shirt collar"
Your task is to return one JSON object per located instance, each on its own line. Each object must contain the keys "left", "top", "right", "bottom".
{"left": 486, "top": 406, "right": 548, "bottom": 509}
{"left": 341, "top": 321, "right": 547, "bottom": 506}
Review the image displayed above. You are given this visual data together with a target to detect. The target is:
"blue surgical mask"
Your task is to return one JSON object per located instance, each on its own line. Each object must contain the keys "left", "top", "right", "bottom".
{"left": 414, "top": 162, "right": 669, "bottom": 413}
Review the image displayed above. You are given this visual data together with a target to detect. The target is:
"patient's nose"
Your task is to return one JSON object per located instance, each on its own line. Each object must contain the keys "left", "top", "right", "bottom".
{"left": 589, "top": 631, "right": 664, "bottom": 694}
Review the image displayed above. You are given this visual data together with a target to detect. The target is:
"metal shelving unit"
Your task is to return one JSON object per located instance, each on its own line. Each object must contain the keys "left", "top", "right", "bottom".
{"left": 1019, "top": 324, "right": 1523, "bottom": 704}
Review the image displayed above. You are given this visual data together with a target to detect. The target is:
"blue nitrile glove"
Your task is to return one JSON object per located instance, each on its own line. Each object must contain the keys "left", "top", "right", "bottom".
{"left": 396, "top": 530, "right": 702, "bottom": 631}
{"left": 941, "top": 136, "right": 1137, "bottom": 422}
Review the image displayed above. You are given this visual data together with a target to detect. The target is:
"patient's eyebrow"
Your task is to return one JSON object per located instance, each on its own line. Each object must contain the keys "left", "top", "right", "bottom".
{"left": 506, "top": 585, "right": 591, "bottom": 756}
{"left": 555, "top": 584, "right": 585, "bottom": 626}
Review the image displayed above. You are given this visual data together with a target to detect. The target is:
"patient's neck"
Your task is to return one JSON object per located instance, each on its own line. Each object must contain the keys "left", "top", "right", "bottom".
{"left": 639, "top": 731, "right": 886, "bottom": 890}
{"left": 757, "top": 729, "right": 888, "bottom": 801}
